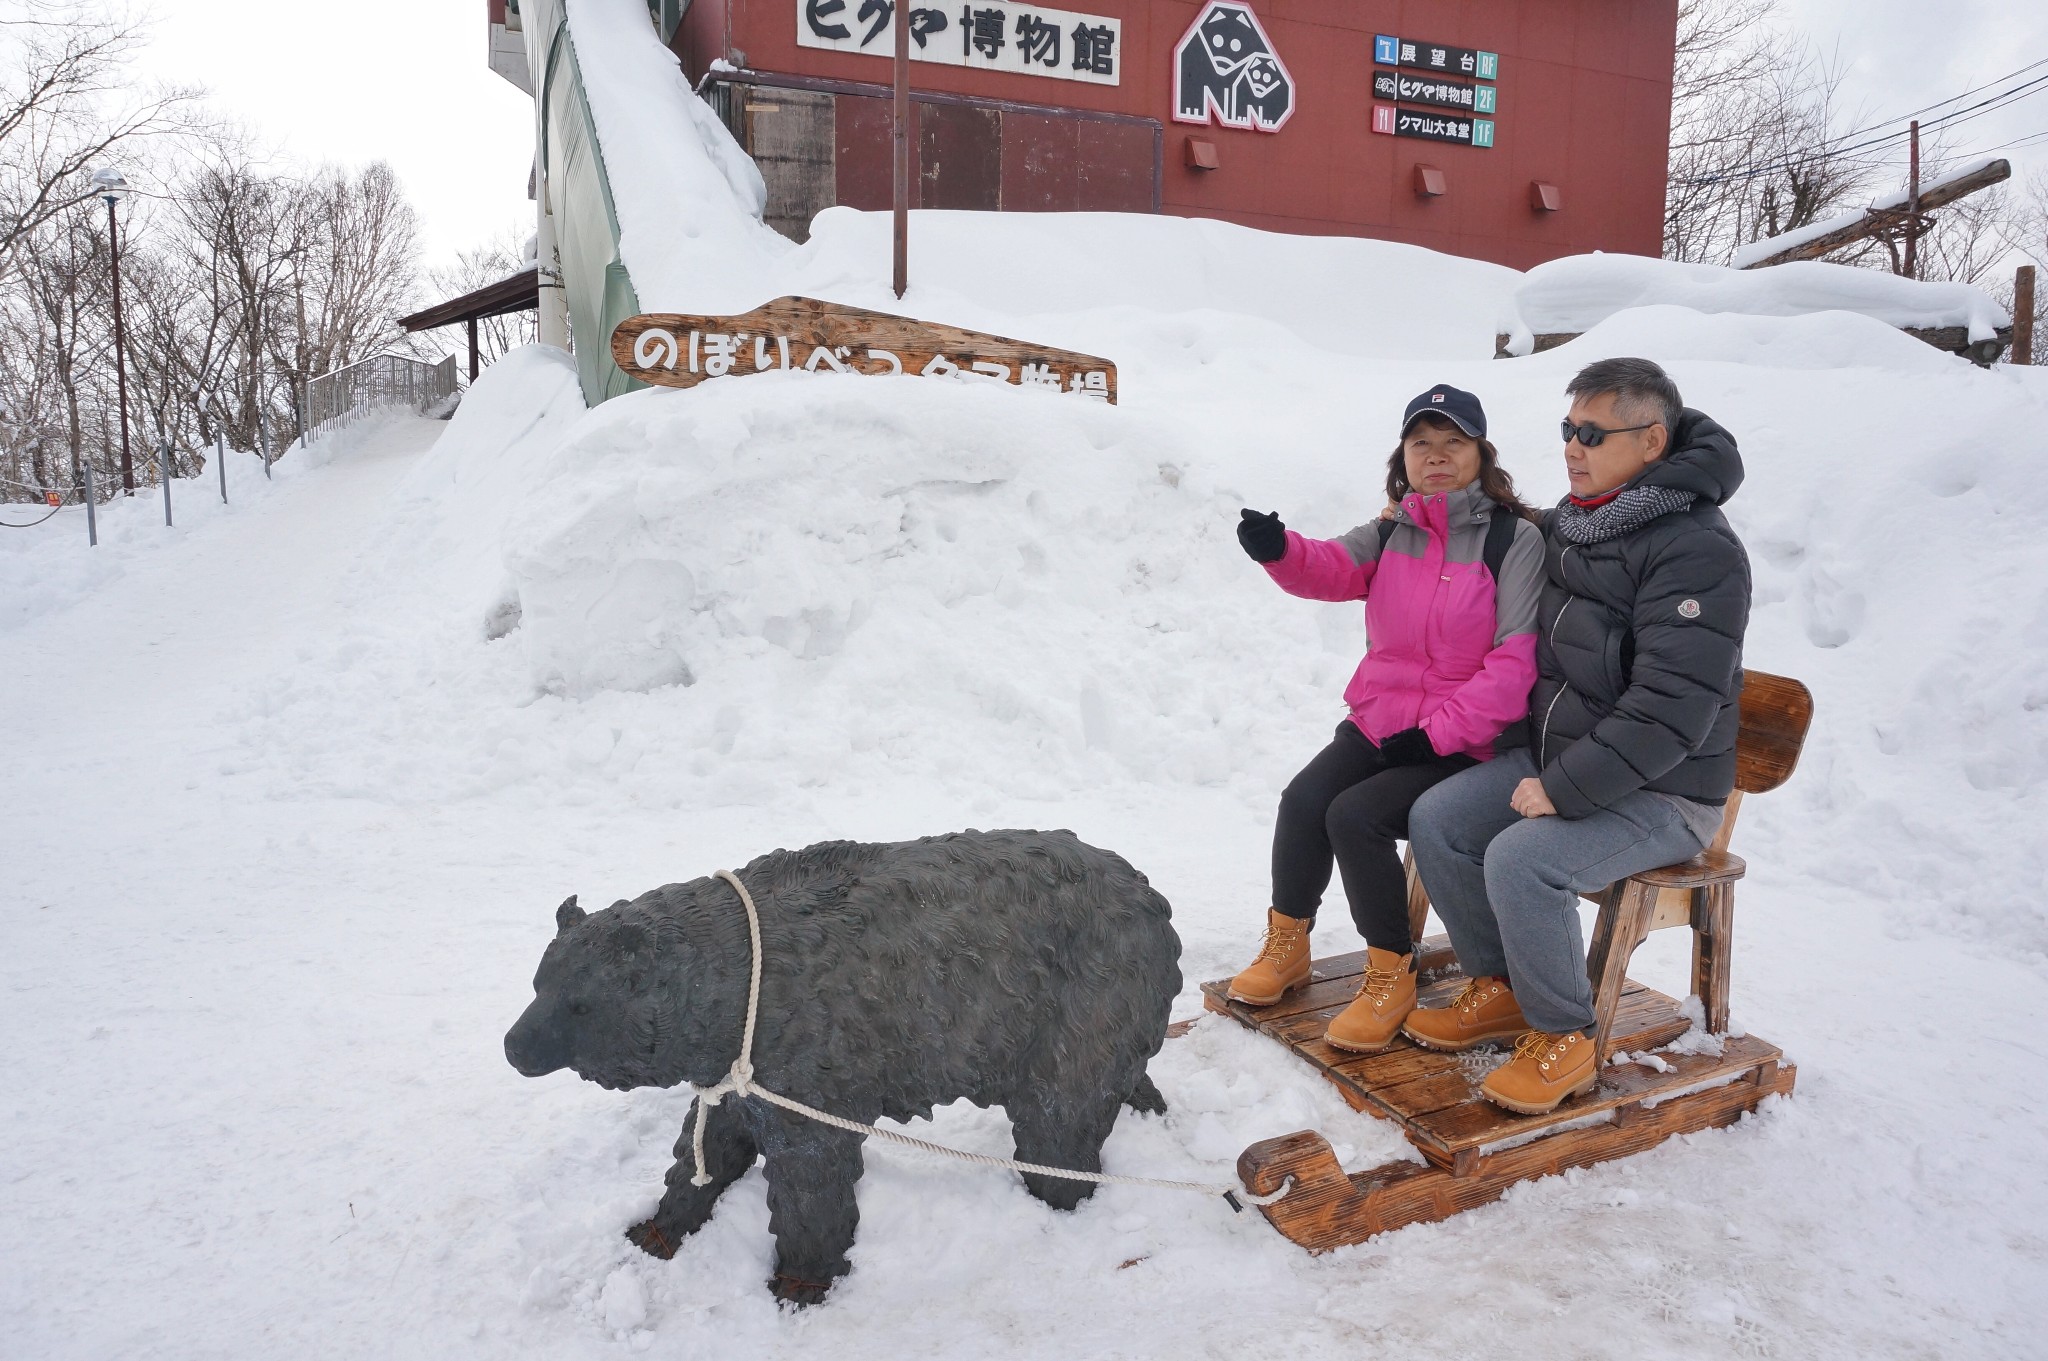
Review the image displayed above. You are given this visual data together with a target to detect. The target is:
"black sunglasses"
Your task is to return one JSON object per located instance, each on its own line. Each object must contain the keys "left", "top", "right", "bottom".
{"left": 1560, "top": 418, "right": 1656, "bottom": 447}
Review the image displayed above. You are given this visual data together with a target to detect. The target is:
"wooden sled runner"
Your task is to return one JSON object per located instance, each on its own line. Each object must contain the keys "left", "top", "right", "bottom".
{"left": 1202, "top": 670, "right": 1814, "bottom": 1252}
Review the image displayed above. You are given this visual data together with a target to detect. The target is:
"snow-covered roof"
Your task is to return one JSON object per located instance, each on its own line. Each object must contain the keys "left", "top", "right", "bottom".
{"left": 1498, "top": 252, "right": 2009, "bottom": 357}
{"left": 561, "top": 0, "right": 793, "bottom": 314}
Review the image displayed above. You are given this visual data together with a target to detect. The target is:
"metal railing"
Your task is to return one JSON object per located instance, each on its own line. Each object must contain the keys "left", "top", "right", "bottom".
{"left": 302, "top": 353, "right": 458, "bottom": 441}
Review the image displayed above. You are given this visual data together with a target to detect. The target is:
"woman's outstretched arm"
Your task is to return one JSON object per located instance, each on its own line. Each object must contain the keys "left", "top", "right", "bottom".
{"left": 1262, "top": 525, "right": 1385, "bottom": 602}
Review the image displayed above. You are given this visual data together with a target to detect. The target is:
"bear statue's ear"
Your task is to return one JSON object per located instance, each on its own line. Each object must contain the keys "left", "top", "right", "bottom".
{"left": 555, "top": 895, "right": 586, "bottom": 934}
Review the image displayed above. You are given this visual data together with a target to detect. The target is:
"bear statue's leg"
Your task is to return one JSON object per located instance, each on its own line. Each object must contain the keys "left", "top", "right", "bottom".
{"left": 626, "top": 1096, "right": 758, "bottom": 1260}
{"left": 1007, "top": 1069, "right": 1129, "bottom": 1213}
{"left": 757, "top": 1114, "right": 865, "bottom": 1306}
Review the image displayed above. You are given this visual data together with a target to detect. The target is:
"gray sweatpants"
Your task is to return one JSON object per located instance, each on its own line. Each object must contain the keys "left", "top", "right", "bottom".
{"left": 1407, "top": 749, "right": 1719, "bottom": 1035}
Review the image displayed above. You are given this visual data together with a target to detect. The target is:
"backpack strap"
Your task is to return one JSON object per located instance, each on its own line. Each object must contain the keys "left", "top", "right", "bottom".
{"left": 1482, "top": 504, "right": 1516, "bottom": 582}
{"left": 1378, "top": 506, "right": 1517, "bottom": 573}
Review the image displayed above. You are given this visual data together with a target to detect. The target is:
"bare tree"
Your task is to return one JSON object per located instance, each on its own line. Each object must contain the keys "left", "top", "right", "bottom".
{"left": 163, "top": 146, "right": 316, "bottom": 452}
{"left": 3, "top": 130, "right": 432, "bottom": 498}
{"left": 282, "top": 162, "right": 424, "bottom": 396}
{"left": 1664, "top": 0, "right": 1876, "bottom": 263}
{"left": 426, "top": 227, "right": 539, "bottom": 369}
{"left": 0, "top": 1, "right": 197, "bottom": 278}
{"left": 0, "top": 209, "right": 114, "bottom": 495}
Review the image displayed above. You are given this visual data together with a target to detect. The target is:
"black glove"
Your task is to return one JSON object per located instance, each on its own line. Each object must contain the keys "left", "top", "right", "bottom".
{"left": 1237, "top": 508, "right": 1287, "bottom": 563}
{"left": 1377, "top": 727, "right": 1438, "bottom": 766}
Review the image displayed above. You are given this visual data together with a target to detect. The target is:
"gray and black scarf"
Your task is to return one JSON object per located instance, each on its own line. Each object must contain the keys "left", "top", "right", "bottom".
{"left": 1552, "top": 485, "right": 1696, "bottom": 546}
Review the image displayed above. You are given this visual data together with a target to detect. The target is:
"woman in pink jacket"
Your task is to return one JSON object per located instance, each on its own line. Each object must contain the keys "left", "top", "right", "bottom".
{"left": 1226, "top": 384, "right": 1543, "bottom": 1052}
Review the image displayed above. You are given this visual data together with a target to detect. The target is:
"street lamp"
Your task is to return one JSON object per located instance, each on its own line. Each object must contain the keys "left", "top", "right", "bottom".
{"left": 90, "top": 166, "right": 135, "bottom": 493}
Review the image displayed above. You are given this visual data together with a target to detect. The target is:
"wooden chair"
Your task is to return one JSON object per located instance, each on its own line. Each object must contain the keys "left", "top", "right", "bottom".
{"left": 1402, "top": 669, "right": 1812, "bottom": 1059}
{"left": 1200, "top": 670, "right": 1814, "bottom": 1253}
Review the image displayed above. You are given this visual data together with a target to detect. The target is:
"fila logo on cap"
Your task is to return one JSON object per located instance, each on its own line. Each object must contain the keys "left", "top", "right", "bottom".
{"left": 1677, "top": 599, "right": 1701, "bottom": 618}
{"left": 1431, "top": 392, "right": 1445, "bottom": 402}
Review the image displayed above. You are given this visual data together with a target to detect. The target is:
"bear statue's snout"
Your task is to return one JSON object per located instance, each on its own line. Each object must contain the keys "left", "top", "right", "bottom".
{"left": 504, "top": 1001, "right": 571, "bottom": 1078}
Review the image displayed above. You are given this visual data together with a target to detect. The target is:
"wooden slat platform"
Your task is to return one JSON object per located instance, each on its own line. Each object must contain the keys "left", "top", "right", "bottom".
{"left": 1202, "top": 941, "right": 1794, "bottom": 1249}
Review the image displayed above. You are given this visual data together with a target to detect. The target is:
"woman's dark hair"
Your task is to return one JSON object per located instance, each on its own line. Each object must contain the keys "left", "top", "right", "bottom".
{"left": 1385, "top": 412, "right": 1537, "bottom": 520}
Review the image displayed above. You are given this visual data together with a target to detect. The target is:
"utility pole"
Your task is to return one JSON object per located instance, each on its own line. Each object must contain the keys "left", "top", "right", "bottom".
{"left": 93, "top": 168, "right": 135, "bottom": 492}
{"left": 1902, "top": 120, "right": 1921, "bottom": 280}
{"left": 2016, "top": 265, "right": 2037, "bottom": 367}
{"left": 892, "top": 1, "right": 910, "bottom": 299}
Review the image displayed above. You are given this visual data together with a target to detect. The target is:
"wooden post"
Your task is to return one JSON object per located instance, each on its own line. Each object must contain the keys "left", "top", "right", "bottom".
{"left": 891, "top": 0, "right": 909, "bottom": 299}
{"left": 2016, "top": 265, "right": 2037, "bottom": 366}
{"left": 1902, "top": 120, "right": 1920, "bottom": 280}
{"left": 467, "top": 317, "right": 480, "bottom": 381}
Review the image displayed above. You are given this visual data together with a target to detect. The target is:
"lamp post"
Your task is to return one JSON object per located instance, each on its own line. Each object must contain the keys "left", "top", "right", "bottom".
{"left": 91, "top": 167, "right": 135, "bottom": 493}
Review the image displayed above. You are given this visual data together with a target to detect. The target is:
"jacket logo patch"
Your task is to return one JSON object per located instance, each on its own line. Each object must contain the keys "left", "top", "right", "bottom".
{"left": 1677, "top": 599, "right": 1701, "bottom": 619}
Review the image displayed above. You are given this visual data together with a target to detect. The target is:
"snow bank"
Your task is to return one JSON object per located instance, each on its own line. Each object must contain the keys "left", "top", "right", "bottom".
{"left": 559, "top": 0, "right": 793, "bottom": 313}
{"left": 1500, "top": 253, "right": 2011, "bottom": 355}
{"left": 476, "top": 371, "right": 1296, "bottom": 795}
{"left": 0, "top": 442, "right": 306, "bottom": 633}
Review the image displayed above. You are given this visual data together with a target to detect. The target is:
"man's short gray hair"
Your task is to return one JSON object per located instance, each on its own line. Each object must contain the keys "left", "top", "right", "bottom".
{"left": 1566, "top": 357, "right": 1683, "bottom": 434}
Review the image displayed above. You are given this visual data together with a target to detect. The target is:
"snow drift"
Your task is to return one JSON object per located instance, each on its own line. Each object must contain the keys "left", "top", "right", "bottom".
{"left": 1500, "top": 252, "right": 2011, "bottom": 355}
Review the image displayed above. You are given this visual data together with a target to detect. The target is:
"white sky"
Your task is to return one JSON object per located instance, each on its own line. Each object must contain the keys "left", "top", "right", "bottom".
{"left": 1776, "top": 0, "right": 2048, "bottom": 185}
{"left": 120, "top": 1, "right": 2047, "bottom": 283}
{"left": 123, "top": 1, "right": 538, "bottom": 270}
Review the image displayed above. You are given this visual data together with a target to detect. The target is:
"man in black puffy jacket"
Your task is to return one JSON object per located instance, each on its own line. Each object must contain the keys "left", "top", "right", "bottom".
{"left": 1403, "top": 357, "right": 1751, "bottom": 1116}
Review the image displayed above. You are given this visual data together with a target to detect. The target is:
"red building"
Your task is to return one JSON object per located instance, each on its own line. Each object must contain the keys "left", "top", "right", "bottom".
{"left": 669, "top": 0, "right": 1679, "bottom": 267}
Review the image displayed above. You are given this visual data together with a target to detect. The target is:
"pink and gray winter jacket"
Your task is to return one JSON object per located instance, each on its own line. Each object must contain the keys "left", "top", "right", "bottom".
{"left": 1264, "top": 483, "right": 1544, "bottom": 761}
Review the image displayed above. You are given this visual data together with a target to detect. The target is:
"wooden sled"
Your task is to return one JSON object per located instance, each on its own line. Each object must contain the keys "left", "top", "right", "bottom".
{"left": 1203, "top": 670, "right": 1813, "bottom": 1252}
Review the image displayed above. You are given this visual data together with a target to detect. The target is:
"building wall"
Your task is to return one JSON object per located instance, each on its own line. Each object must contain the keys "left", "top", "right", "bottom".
{"left": 677, "top": 0, "right": 1677, "bottom": 268}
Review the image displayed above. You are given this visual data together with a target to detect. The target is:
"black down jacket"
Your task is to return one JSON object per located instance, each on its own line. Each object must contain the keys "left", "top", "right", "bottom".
{"left": 1531, "top": 409, "right": 1752, "bottom": 818}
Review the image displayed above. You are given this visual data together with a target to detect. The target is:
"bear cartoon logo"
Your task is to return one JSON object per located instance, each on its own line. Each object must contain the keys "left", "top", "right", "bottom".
{"left": 1173, "top": 1, "right": 1295, "bottom": 133}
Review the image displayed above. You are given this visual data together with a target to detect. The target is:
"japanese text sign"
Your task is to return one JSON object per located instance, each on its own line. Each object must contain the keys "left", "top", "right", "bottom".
{"left": 1371, "top": 105, "right": 1494, "bottom": 148}
{"left": 798, "top": 0, "right": 1122, "bottom": 85}
{"left": 612, "top": 297, "right": 1119, "bottom": 403}
{"left": 1373, "top": 34, "right": 1498, "bottom": 81}
{"left": 1372, "top": 70, "right": 1495, "bottom": 113}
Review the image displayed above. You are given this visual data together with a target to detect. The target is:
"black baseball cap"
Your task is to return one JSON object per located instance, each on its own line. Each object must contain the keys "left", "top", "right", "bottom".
{"left": 1401, "top": 384, "right": 1486, "bottom": 440}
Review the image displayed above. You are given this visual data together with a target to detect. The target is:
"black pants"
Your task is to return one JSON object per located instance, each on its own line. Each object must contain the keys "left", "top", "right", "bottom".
{"left": 1271, "top": 720, "right": 1477, "bottom": 952}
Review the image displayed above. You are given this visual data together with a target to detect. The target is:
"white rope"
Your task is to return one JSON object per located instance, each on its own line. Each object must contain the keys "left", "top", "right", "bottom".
{"left": 686, "top": 869, "right": 1289, "bottom": 1210}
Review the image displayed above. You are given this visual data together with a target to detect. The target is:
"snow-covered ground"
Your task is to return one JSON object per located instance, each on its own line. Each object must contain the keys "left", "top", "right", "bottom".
{"left": 7, "top": 216, "right": 2048, "bottom": 1357}
{"left": 7, "top": 2, "right": 2048, "bottom": 1350}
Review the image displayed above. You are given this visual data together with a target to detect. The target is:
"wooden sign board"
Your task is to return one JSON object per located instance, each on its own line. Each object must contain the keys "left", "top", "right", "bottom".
{"left": 611, "top": 296, "right": 1118, "bottom": 403}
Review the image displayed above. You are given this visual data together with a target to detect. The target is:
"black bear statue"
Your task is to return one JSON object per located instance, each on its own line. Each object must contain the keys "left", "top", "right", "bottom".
{"left": 504, "top": 828, "right": 1182, "bottom": 1305}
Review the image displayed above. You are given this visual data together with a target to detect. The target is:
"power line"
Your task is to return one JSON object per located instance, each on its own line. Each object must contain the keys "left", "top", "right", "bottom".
{"left": 1830, "top": 56, "right": 2048, "bottom": 146}
{"left": 1976, "top": 127, "right": 2048, "bottom": 155}
{"left": 1675, "top": 70, "right": 2048, "bottom": 187}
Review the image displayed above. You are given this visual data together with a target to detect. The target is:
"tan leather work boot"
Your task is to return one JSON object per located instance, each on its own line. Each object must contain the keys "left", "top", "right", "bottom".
{"left": 1480, "top": 1029, "right": 1598, "bottom": 1114}
{"left": 1401, "top": 975, "right": 1528, "bottom": 1052}
{"left": 1226, "top": 910, "right": 1313, "bottom": 1006}
{"left": 1324, "top": 947, "right": 1417, "bottom": 1053}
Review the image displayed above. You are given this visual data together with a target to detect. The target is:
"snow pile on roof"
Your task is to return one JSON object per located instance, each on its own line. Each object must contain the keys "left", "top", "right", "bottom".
{"left": 1728, "top": 156, "right": 2005, "bottom": 269}
{"left": 1546, "top": 304, "right": 1963, "bottom": 373}
{"left": 1499, "top": 252, "right": 2010, "bottom": 356}
{"left": 561, "top": 0, "right": 793, "bottom": 312}
{"left": 786, "top": 206, "right": 1521, "bottom": 361}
